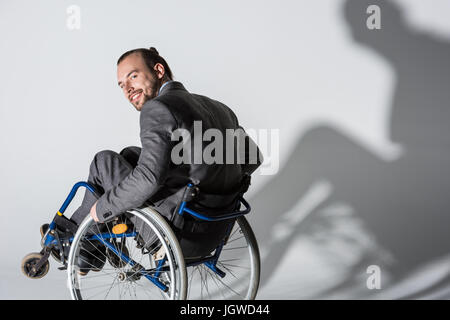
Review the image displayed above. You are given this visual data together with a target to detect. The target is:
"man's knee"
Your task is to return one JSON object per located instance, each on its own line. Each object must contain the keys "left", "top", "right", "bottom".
{"left": 90, "top": 150, "right": 121, "bottom": 172}
{"left": 88, "top": 149, "right": 134, "bottom": 187}
{"left": 93, "top": 150, "right": 119, "bottom": 163}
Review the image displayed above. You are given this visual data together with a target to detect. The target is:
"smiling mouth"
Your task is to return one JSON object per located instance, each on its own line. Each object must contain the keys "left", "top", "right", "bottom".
{"left": 129, "top": 90, "right": 143, "bottom": 103}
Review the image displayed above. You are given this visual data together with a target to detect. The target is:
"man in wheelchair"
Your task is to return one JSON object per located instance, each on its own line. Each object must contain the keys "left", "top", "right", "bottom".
{"left": 38, "top": 47, "right": 263, "bottom": 276}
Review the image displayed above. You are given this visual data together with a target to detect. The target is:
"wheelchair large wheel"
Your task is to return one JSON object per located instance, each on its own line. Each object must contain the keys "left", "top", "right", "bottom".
{"left": 67, "top": 207, "right": 187, "bottom": 300}
{"left": 186, "top": 216, "right": 260, "bottom": 300}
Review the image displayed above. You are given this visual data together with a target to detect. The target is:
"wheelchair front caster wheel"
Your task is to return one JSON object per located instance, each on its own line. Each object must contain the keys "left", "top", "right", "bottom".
{"left": 21, "top": 252, "right": 50, "bottom": 279}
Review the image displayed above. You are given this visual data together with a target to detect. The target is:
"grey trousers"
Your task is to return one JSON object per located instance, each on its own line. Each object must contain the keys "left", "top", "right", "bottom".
{"left": 71, "top": 146, "right": 232, "bottom": 257}
{"left": 71, "top": 146, "right": 141, "bottom": 225}
{"left": 71, "top": 146, "right": 162, "bottom": 250}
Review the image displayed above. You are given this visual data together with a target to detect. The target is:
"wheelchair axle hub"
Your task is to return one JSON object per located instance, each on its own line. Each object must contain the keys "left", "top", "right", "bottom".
{"left": 118, "top": 272, "right": 127, "bottom": 282}
{"left": 118, "top": 270, "right": 141, "bottom": 282}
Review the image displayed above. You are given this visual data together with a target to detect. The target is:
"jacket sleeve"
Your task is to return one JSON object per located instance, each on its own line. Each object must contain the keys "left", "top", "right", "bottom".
{"left": 96, "top": 100, "right": 178, "bottom": 222}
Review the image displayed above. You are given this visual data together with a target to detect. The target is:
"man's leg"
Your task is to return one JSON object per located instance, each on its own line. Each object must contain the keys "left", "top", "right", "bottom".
{"left": 71, "top": 147, "right": 141, "bottom": 225}
{"left": 120, "top": 146, "right": 141, "bottom": 167}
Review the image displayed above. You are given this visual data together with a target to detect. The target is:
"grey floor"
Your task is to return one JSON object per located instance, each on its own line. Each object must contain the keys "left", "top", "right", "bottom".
{"left": 5, "top": 223, "right": 450, "bottom": 300}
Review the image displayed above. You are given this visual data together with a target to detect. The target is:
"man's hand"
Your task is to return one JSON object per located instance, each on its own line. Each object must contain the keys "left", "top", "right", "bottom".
{"left": 90, "top": 201, "right": 100, "bottom": 223}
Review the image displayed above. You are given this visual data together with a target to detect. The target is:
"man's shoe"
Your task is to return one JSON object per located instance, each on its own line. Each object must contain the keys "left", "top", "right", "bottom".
{"left": 76, "top": 240, "right": 107, "bottom": 275}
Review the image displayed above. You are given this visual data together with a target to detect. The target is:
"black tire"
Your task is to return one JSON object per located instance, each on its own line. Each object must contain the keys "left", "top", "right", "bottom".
{"left": 21, "top": 252, "right": 50, "bottom": 279}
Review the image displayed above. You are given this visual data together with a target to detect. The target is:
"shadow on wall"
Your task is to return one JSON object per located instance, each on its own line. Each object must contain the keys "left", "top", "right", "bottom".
{"left": 248, "top": 0, "right": 450, "bottom": 298}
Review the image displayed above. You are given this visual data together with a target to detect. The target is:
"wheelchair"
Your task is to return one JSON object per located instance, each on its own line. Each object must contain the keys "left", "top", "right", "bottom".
{"left": 22, "top": 181, "right": 260, "bottom": 300}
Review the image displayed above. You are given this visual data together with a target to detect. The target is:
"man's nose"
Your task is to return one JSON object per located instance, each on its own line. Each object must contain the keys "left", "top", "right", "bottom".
{"left": 125, "top": 84, "right": 134, "bottom": 95}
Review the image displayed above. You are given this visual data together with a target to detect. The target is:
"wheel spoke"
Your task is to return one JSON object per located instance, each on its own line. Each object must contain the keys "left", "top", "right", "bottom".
{"left": 185, "top": 217, "right": 259, "bottom": 300}
{"left": 68, "top": 208, "right": 186, "bottom": 300}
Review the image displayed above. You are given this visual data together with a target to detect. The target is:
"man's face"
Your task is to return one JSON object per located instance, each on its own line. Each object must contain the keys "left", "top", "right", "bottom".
{"left": 117, "top": 53, "right": 160, "bottom": 111}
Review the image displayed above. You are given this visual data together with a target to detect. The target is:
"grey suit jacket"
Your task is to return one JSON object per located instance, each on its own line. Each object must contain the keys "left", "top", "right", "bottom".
{"left": 96, "top": 81, "right": 262, "bottom": 223}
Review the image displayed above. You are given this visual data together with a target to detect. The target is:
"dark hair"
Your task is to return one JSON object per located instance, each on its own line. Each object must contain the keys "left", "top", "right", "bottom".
{"left": 117, "top": 47, "right": 173, "bottom": 80}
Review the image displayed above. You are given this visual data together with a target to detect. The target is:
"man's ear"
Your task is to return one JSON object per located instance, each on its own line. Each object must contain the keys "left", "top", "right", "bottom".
{"left": 154, "top": 63, "right": 165, "bottom": 80}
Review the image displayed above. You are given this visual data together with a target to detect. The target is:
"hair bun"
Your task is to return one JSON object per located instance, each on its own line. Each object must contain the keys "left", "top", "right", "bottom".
{"left": 149, "top": 47, "right": 159, "bottom": 55}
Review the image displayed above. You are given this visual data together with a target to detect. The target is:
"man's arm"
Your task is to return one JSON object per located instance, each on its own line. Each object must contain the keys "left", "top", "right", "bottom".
{"left": 95, "top": 100, "right": 177, "bottom": 222}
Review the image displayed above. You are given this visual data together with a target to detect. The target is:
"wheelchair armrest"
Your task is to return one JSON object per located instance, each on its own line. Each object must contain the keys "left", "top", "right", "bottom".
{"left": 178, "top": 196, "right": 251, "bottom": 222}
{"left": 58, "top": 181, "right": 101, "bottom": 217}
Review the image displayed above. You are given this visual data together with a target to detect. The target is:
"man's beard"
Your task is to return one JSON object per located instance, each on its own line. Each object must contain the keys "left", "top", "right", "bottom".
{"left": 133, "top": 77, "right": 162, "bottom": 111}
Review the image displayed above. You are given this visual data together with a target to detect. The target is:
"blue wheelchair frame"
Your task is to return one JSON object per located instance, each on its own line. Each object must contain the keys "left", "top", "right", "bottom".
{"left": 43, "top": 181, "right": 251, "bottom": 292}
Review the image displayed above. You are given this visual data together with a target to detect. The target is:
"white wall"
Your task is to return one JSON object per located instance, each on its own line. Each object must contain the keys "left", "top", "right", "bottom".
{"left": 1, "top": 0, "right": 449, "bottom": 299}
